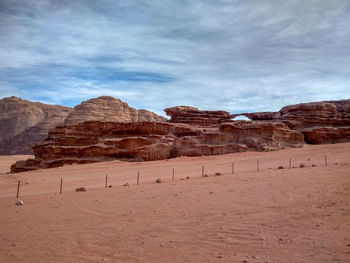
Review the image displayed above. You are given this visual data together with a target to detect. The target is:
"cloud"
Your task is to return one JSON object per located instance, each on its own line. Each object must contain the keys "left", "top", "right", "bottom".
{"left": 0, "top": 0, "right": 349, "bottom": 115}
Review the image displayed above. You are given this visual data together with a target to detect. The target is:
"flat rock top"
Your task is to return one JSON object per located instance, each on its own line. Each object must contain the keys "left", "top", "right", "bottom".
{"left": 164, "top": 106, "right": 230, "bottom": 116}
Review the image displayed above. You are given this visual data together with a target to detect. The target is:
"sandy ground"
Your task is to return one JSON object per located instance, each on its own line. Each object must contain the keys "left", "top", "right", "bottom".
{"left": 0, "top": 143, "right": 349, "bottom": 263}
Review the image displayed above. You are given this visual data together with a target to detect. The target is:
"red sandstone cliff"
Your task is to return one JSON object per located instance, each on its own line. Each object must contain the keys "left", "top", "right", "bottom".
{"left": 0, "top": 96, "right": 166, "bottom": 155}
{"left": 8, "top": 98, "right": 350, "bottom": 172}
{"left": 10, "top": 120, "right": 304, "bottom": 172}
{"left": 231, "top": 100, "right": 350, "bottom": 144}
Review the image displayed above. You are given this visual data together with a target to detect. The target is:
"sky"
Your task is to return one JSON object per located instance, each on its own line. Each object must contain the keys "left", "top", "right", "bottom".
{"left": 0, "top": 0, "right": 349, "bottom": 116}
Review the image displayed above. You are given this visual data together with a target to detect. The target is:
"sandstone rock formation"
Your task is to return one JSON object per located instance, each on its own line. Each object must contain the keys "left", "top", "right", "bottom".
{"left": 8, "top": 98, "right": 350, "bottom": 172}
{"left": 231, "top": 100, "right": 350, "bottom": 144}
{"left": 166, "top": 100, "right": 350, "bottom": 144}
{"left": 11, "top": 120, "right": 304, "bottom": 172}
{"left": 0, "top": 96, "right": 166, "bottom": 155}
{"left": 302, "top": 127, "right": 350, "bottom": 144}
{"left": 165, "top": 106, "right": 232, "bottom": 126}
{"left": 0, "top": 96, "right": 72, "bottom": 155}
{"left": 64, "top": 96, "right": 166, "bottom": 125}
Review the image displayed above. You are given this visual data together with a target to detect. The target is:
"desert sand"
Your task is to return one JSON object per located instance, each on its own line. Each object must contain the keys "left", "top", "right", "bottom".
{"left": 0, "top": 143, "right": 349, "bottom": 263}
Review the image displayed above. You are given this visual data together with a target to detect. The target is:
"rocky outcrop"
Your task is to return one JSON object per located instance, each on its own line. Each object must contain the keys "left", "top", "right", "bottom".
{"left": 165, "top": 106, "right": 232, "bottom": 126}
{"left": 0, "top": 97, "right": 72, "bottom": 155}
{"left": 7, "top": 98, "right": 350, "bottom": 172}
{"left": 0, "top": 96, "right": 166, "bottom": 155}
{"left": 302, "top": 127, "right": 350, "bottom": 144}
{"left": 64, "top": 96, "right": 166, "bottom": 125}
{"left": 10, "top": 120, "right": 304, "bottom": 172}
{"left": 231, "top": 99, "right": 350, "bottom": 144}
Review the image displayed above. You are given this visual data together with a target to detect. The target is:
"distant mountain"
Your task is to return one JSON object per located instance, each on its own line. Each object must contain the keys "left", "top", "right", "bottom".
{"left": 0, "top": 96, "right": 72, "bottom": 155}
{"left": 0, "top": 96, "right": 167, "bottom": 155}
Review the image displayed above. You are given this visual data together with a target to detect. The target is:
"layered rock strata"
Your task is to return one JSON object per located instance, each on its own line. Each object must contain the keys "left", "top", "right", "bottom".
{"left": 0, "top": 96, "right": 166, "bottom": 155}
{"left": 231, "top": 100, "right": 350, "bottom": 144}
{"left": 232, "top": 100, "right": 350, "bottom": 128}
{"left": 10, "top": 120, "right": 304, "bottom": 172}
{"left": 165, "top": 106, "right": 232, "bottom": 126}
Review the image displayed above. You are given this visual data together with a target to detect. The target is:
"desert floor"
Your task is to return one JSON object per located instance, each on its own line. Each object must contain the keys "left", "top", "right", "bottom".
{"left": 0, "top": 143, "right": 349, "bottom": 263}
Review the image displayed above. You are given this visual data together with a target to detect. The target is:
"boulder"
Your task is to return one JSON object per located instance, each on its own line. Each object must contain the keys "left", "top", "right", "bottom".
{"left": 15, "top": 200, "right": 24, "bottom": 205}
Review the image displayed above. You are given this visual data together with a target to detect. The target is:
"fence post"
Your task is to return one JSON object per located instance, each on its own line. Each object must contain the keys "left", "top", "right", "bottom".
{"left": 257, "top": 160, "right": 260, "bottom": 172}
{"left": 232, "top": 162, "right": 234, "bottom": 175}
{"left": 289, "top": 158, "right": 291, "bottom": 169}
{"left": 325, "top": 156, "right": 328, "bottom": 166}
{"left": 202, "top": 166, "right": 204, "bottom": 177}
{"left": 137, "top": 172, "right": 140, "bottom": 185}
{"left": 16, "top": 180, "right": 21, "bottom": 198}
{"left": 60, "top": 178, "right": 63, "bottom": 194}
{"left": 105, "top": 175, "right": 108, "bottom": 188}
{"left": 172, "top": 168, "right": 175, "bottom": 181}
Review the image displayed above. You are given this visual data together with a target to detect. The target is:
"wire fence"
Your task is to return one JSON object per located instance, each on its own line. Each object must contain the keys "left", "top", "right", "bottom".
{"left": 12, "top": 154, "right": 333, "bottom": 200}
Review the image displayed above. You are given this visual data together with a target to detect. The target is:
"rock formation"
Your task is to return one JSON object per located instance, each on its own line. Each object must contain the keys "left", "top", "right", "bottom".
{"left": 10, "top": 120, "right": 304, "bottom": 172}
{"left": 231, "top": 100, "right": 350, "bottom": 144}
{"left": 166, "top": 100, "right": 350, "bottom": 144}
{"left": 64, "top": 96, "right": 166, "bottom": 125}
{"left": 0, "top": 96, "right": 72, "bottom": 155}
{"left": 0, "top": 96, "right": 166, "bottom": 155}
{"left": 8, "top": 98, "right": 350, "bottom": 172}
{"left": 165, "top": 106, "right": 232, "bottom": 126}
{"left": 302, "top": 127, "right": 350, "bottom": 144}
{"left": 234, "top": 100, "right": 350, "bottom": 127}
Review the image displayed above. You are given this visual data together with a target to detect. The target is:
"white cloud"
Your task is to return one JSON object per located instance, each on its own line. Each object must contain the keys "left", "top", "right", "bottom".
{"left": 0, "top": 0, "right": 349, "bottom": 114}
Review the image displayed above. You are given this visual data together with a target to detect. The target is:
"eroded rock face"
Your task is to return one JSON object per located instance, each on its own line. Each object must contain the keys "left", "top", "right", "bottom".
{"left": 302, "top": 127, "right": 350, "bottom": 144}
{"left": 0, "top": 96, "right": 166, "bottom": 155}
{"left": 64, "top": 96, "right": 166, "bottom": 125}
{"left": 231, "top": 99, "right": 350, "bottom": 144}
{"left": 10, "top": 120, "right": 303, "bottom": 172}
{"left": 0, "top": 97, "right": 72, "bottom": 155}
{"left": 232, "top": 100, "right": 350, "bottom": 126}
{"left": 164, "top": 106, "right": 232, "bottom": 126}
{"left": 8, "top": 98, "right": 350, "bottom": 172}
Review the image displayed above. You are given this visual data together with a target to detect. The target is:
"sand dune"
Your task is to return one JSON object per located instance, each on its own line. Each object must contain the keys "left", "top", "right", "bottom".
{"left": 0, "top": 143, "right": 349, "bottom": 262}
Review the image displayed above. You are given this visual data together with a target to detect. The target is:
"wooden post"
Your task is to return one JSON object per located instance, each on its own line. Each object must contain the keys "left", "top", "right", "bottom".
{"left": 16, "top": 180, "right": 21, "bottom": 198}
{"left": 137, "top": 172, "right": 140, "bottom": 185}
{"left": 172, "top": 168, "right": 175, "bottom": 181}
{"left": 105, "top": 175, "right": 108, "bottom": 188}
{"left": 202, "top": 166, "right": 204, "bottom": 177}
{"left": 257, "top": 160, "right": 260, "bottom": 172}
{"left": 232, "top": 162, "right": 234, "bottom": 175}
{"left": 60, "top": 178, "right": 63, "bottom": 194}
{"left": 325, "top": 156, "right": 328, "bottom": 166}
{"left": 289, "top": 158, "right": 291, "bottom": 169}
